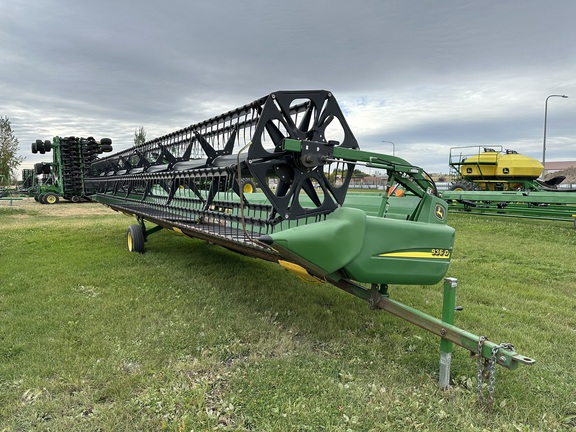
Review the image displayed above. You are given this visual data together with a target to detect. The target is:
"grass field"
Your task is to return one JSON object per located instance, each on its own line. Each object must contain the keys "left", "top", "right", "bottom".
{"left": 0, "top": 199, "right": 575, "bottom": 431}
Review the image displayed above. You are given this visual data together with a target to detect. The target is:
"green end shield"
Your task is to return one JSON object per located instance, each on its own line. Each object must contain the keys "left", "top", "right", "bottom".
{"left": 263, "top": 205, "right": 455, "bottom": 286}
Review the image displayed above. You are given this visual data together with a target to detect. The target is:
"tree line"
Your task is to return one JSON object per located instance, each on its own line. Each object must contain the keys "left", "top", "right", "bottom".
{"left": 0, "top": 116, "right": 22, "bottom": 186}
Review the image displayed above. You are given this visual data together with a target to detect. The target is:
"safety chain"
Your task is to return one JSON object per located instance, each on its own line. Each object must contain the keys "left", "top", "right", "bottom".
{"left": 476, "top": 336, "right": 515, "bottom": 411}
{"left": 476, "top": 336, "right": 488, "bottom": 405}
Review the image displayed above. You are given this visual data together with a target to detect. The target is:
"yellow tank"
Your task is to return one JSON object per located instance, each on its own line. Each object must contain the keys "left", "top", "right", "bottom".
{"left": 460, "top": 150, "right": 499, "bottom": 178}
{"left": 460, "top": 149, "right": 543, "bottom": 180}
{"left": 496, "top": 152, "right": 544, "bottom": 178}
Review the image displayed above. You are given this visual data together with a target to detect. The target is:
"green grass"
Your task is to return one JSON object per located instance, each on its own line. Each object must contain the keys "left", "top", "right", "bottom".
{"left": 0, "top": 203, "right": 575, "bottom": 431}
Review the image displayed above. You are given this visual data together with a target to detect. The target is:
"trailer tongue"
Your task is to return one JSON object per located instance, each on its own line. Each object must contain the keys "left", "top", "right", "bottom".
{"left": 83, "top": 90, "right": 533, "bottom": 404}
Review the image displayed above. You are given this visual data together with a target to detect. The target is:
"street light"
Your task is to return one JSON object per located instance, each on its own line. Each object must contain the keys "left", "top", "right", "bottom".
{"left": 542, "top": 94, "right": 568, "bottom": 175}
{"left": 382, "top": 140, "right": 395, "bottom": 156}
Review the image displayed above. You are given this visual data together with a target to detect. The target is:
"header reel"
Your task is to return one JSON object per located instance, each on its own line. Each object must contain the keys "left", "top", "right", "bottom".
{"left": 89, "top": 90, "right": 362, "bottom": 224}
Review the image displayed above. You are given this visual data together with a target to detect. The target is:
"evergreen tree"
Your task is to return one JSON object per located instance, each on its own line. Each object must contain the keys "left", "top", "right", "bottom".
{"left": 0, "top": 116, "right": 23, "bottom": 186}
{"left": 134, "top": 126, "right": 147, "bottom": 146}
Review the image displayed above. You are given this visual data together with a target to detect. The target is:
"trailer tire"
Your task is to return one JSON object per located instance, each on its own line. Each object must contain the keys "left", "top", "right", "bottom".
{"left": 38, "top": 194, "right": 46, "bottom": 204}
{"left": 241, "top": 179, "right": 256, "bottom": 194}
{"left": 100, "top": 138, "right": 112, "bottom": 145}
{"left": 100, "top": 144, "right": 113, "bottom": 153}
{"left": 43, "top": 192, "right": 59, "bottom": 205}
{"left": 71, "top": 195, "right": 81, "bottom": 203}
{"left": 127, "top": 224, "right": 145, "bottom": 253}
{"left": 44, "top": 140, "right": 52, "bottom": 152}
{"left": 31, "top": 142, "right": 38, "bottom": 154}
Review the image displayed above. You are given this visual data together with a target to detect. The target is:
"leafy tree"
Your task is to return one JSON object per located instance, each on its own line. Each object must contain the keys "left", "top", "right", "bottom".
{"left": 134, "top": 126, "right": 147, "bottom": 146}
{"left": 327, "top": 168, "right": 370, "bottom": 182}
{"left": 0, "top": 116, "right": 23, "bottom": 186}
{"left": 352, "top": 169, "right": 369, "bottom": 178}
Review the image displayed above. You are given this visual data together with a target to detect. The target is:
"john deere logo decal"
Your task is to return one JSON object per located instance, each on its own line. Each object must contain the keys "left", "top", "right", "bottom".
{"left": 434, "top": 205, "right": 446, "bottom": 221}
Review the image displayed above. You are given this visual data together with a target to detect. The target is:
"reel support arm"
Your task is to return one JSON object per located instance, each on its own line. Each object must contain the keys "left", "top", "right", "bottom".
{"left": 282, "top": 138, "right": 438, "bottom": 199}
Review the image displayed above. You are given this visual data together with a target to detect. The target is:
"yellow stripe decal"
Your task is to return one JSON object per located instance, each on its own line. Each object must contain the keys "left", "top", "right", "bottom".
{"left": 378, "top": 250, "right": 451, "bottom": 259}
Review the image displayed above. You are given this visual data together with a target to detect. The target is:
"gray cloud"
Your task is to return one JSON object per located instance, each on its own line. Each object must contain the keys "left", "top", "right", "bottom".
{"left": 1, "top": 0, "right": 575, "bottom": 174}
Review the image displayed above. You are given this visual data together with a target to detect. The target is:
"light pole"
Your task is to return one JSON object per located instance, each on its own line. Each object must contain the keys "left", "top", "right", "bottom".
{"left": 542, "top": 94, "right": 568, "bottom": 175}
{"left": 382, "top": 140, "right": 395, "bottom": 156}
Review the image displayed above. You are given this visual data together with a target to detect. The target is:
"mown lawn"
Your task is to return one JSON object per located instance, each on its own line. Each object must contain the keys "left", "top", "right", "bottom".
{"left": 0, "top": 200, "right": 575, "bottom": 431}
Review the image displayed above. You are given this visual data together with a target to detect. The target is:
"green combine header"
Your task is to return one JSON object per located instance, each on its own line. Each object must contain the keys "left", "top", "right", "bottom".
{"left": 26, "top": 91, "right": 534, "bottom": 404}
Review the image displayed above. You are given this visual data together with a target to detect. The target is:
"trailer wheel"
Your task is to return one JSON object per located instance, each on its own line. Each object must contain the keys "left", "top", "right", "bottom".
{"left": 31, "top": 142, "right": 38, "bottom": 154}
{"left": 241, "top": 179, "right": 256, "bottom": 194}
{"left": 38, "top": 194, "right": 46, "bottom": 204}
{"left": 71, "top": 195, "right": 81, "bottom": 203}
{"left": 127, "top": 224, "right": 145, "bottom": 253}
{"left": 44, "top": 192, "right": 59, "bottom": 205}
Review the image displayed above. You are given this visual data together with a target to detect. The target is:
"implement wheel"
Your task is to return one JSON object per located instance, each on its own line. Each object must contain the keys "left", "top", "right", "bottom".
{"left": 450, "top": 181, "right": 473, "bottom": 191}
{"left": 127, "top": 224, "right": 145, "bottom": 253}
{"left": 241, "top": 179, "right": 256, "bottom": 194}
{"left": 44, "top": 192, "right": 59, "bottom": 205}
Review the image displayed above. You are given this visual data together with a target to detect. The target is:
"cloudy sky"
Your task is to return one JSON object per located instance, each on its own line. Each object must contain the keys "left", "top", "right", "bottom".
{"left": 1, "top": 0, "right": 575, "bottom": 175}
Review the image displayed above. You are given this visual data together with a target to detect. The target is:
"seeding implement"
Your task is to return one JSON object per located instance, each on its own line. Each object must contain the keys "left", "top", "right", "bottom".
{"left": 448, "top": 145, "right": 571, "bottom": 192}
{"left": 80, "top": 90, "right": 533, "bottom": 397}
{"left": 30, "top": 136, "right": 113, "bottom": 204}
{"left": 445, "top": 145, "right": 576, "bottom": 226}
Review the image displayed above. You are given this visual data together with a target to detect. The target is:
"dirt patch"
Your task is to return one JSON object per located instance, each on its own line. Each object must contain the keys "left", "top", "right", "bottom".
{"left": 545, "top": 167, "right": 576, "bottom": 184}
{"left": 1, "top": 198, "right": 118, "bottom": 217}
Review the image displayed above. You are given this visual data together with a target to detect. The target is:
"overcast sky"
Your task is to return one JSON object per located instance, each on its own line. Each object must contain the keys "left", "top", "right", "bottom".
{"left": 1, "top": 0, "right": 575, "bottom": 175}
